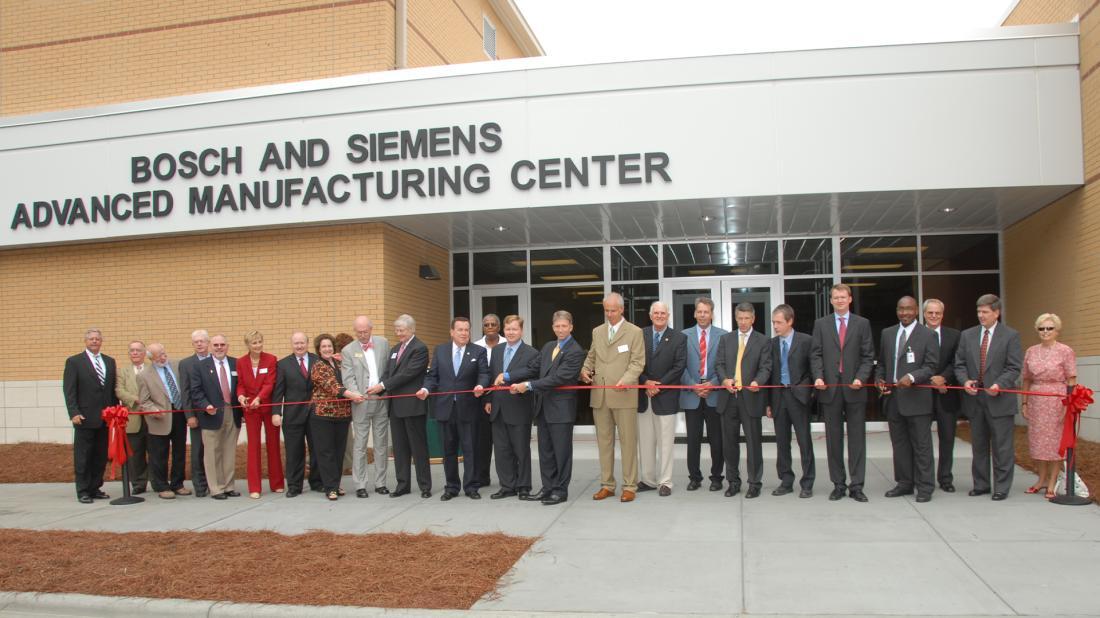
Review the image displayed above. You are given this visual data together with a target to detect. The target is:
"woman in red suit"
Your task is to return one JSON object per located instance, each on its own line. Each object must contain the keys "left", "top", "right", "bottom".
{"left": 237, "top": 330, "right": 285, "bottom": 498}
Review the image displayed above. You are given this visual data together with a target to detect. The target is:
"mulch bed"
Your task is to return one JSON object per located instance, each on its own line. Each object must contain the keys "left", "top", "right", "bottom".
{"left": 0, "top": 528, "right": 534, "bottom": 609}
{"left": 956, "top": 423, "right": 1100, "bottom": 505}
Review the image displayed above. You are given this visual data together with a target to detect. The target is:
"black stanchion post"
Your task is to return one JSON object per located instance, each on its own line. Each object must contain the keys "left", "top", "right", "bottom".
{"left": 1051, "top": 446, "right": 1090, "bottom": 506}
{"left": 110, "top": 433, "right": 144, "bottom": 506}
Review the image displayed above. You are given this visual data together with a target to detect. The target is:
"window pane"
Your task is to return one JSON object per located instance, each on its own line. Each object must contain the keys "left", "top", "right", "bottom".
{"left": 612, "top": 244, "right": 658, "bottom": 281}
{"left": 783, "top": 238, "right": 833, "bottom": 276}
{"left": 452, "top": 252, "right": 469, "bottom": 287}
{"left": 922, "top": 273, "right": 1001, "bottom": 331}
{"left": 530, "top": 247, "right": 603, "bottom": 285}
{"left": 783, "top": 277, "right": 832, "bottom": 335}
{"left": 612, "top": 283, "right": 659, "bottom": 328}
{"left": 841, "top": 236, "right": 917, "bottom": 273}
{"left": 841, "top": 276, "right": 919, "bottom": 337}
{"left": 473, "top": 250, "right": 527, "bottom": 285}
{"left": 452, "top": 290, "right": 469, "bottom": 320}
{"left": 663, "top": 241, "right": 778, "bottom": 277}
{"left": 729, "top": 287, "right": 771, "bottom": 336}
{"left": 667, "top": 288, "right": 714, "bottom": 331}
{"left": 921, "top": 234, "right": 999, "bottom": 271}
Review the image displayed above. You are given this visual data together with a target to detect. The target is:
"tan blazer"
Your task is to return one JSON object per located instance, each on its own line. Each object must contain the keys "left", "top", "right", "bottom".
{"left": 116, "top": 361, "right": 149, "bottom": 432}
{"left": 583, "top": 320, "right": 646, "bottom": 409}
{"left": 136, "top": 362, "right": 180, "bottom": 436}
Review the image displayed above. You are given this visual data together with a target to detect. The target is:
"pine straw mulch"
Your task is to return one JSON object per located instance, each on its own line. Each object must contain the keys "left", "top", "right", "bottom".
{"left": 956, "top": 423, "right": 1100, "bottom": 505}
{"left": 0, "top": 442, "right": 366, "bottom": 485}
{"left": 0, "top": 528, "right": 535, "bottom": 609}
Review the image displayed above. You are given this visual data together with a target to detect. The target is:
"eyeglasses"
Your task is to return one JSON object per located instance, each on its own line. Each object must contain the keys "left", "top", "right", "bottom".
{"left": 1037, "top": 327, "right": 1056, "bottom": 332}
{"left": 483, "top": 324, "right": 498, "bottom": 328}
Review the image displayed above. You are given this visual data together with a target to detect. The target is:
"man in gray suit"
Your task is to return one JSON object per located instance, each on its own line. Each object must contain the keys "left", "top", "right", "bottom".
{"left": 767, "top": 305, "right": 815, "bottom": 498}
{"left": 954, "top": 293, "right": 1022, "bottom": 501}
{"left": 715, "top": 302, "right": 772, "bottom": 498}
{"left": 811, "top": 283, "right": 875, "bottom": 502}
{"left": 179, "top": 329, "right": 211, "bottom": 497}
{"left": 875, "top": 296, "right": 939, "bottom": 502}
{"left": 680, "top": 297, "right": 728, "bottom": 492}
{"left": 137, "top": 343, "right": 188, "bottom": 499}
{"left": 342, "top": 315, "right": 391, "bottom": 498}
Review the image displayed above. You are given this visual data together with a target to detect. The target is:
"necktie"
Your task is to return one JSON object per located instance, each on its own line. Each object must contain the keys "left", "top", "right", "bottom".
{"left": 895, "top": 327, "right": 909, "bottom": 383}
{"left": 93, "top": 355, "right": 105, "bottom": 386}
{"left": 453, "top": 347, "right": 462, "bottom": 376}
{"left": 734, "top": 332, "right": 746, "bottom": 389}
{"left": 608, "top": 324, "right": 616, "bottom": 342}
{"left": 218, "top": 360, "right": 231, "bottom": 404}
{"left": 164, "top": 367, "right": 181, "bottom": 408}
{"left": 504, "top": 346, "right": 514, "bottom": 373}
{"left": 298, "top": 356, "right": 308, "bottom": 378}
{"left": 780, "top": 339, "right": 790, "bottom": 386}
{"left": 978, "top": 329, "right": 990, "bottom": 385}
{"left": 396, "top": 341, "right": 408, "bottom": 363}
{"left": 551, "top": 345, "right": 560, "bottom": 361}
{"left": 699, "top": 329, "right": 707, "bottom": 379}
{"left": 838, "top": 316, "right": 848, "bottom": 372}
{"left": 653, "top": 331, "right": 661, "bottom": 353}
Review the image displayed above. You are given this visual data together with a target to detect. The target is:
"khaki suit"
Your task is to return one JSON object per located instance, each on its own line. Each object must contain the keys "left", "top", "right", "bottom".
{"left": 136, "top": 362, "right": 186, "bottom": 492}
{"left": 137, "top": 363, "right": 177, "bottom": 436}
{"left": 115, "top": 361, "right": 149, "bottom": 489}
{"left": 583, "top": 320, "right": 646, "bottom": 492}
{"left": 115, "top": 362, "right": 148, "bottom": 432}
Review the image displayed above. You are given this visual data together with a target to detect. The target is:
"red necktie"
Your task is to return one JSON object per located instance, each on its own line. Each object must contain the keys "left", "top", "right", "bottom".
{"left": 218, "top": 360, "right": 231, "bottom": 404}
{"left": 396, "top": 341, "right": 408, "bottom": 362}
{"left": 298, "top": 356, "right": 308, "bottom": 378}
{"left": 978, "top": 329, "right": 990, "bottom": 385}
{"left": 838, "top": 316, "right": 847, "bottom": 373}
{"left": 699, "top": 329, "right": 707, "bottom": 379}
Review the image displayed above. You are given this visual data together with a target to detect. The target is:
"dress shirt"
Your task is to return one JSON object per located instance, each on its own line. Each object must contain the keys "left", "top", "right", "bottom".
{"left": 156, "top": 363, "right": 180, "bottom": 405}
{"left": 502, "top": 342, "right": 521, "bottom": 381}
{"left": 834, "top": 312, "right": 850, "bottom": 334}
{"left": 894, "top": 321, "right": 916, "bottom": 382}
{"left": 361, "top": 345, "right": 379, "bottom": 388}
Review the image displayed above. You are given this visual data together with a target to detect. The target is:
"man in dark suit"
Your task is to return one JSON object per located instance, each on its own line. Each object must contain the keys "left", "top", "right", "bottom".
{"left": 480, "top": 315, "right": 540, "bottom": 499}
{"left": 188, "top": 334, "right": 241, "bottom": 500}
{"left": 767, "top": 305, "right": 815, "bottom": 498}
{"left": 419, "top": 316, "right": 490, "bottom": 500}
{"left": 637, "top": 301, "right": 687, "bottom": 496}
{"left": 179, "top": 330, "right": 212, "bottom": 497}
{"left": 369, "top": 314, "right": 431, "bottom": 498}
{"left": 923, "top": 298, "right": 962, "bottom": 492}
{"left": 954, "top": 293, "right": 1022, "bottom": 501}
{"left": 875, "top": 296, "right": 939, "bottom": 502}
{"left": 472, "top": 313, "right": 502, "bottom": 489}
{"left": 811, "top": 283, "right": 875, "bottom": 502}
{"left": 513, "top": 310, "right": 585, "bottom": 505}
{"left": 679, "top": 297, "right": 728, "bottom": 492}
{"left": 63, "top": 328, "right": 118, "bottom": 503}
{"left": 715, "top": 303, "right": 772, "bottom": 498}
{"left": 273, "top": 331, "right": 322, "bottom": 497}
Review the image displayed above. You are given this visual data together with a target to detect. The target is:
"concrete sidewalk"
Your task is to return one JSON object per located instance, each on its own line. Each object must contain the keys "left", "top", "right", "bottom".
{"left": 1, "top": 430, "right": 1098, "bottom": 616}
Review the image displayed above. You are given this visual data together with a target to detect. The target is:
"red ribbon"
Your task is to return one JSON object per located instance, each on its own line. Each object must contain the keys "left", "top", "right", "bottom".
{"left": 1058, "top": 384, "right": 1094, "bottom": 458}
{"left": 101, "top": 405, "right": 133, "bottom": 480}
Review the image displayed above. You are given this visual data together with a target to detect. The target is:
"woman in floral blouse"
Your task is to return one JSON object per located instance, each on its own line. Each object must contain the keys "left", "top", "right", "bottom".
{"left": 310, "top": 333, "right": 362, "bottom": 500}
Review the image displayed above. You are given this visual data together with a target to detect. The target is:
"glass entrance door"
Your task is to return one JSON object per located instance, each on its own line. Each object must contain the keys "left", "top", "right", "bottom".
{"left": 470, "top": 287, "right": 531, "bottom": 344}
{"left": 661, "top": 277, "right": 783, "bottom": 334}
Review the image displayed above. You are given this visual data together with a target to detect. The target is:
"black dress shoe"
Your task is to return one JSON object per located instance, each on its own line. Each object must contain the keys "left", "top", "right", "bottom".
{"left": 520, "top": 490, "right": 546, "bottom": 501}
{"left": 885, "top": 486, "right": 914, "bottom": 498}
{"left": 226, "top": 490, "right": 241, "bottom": 497}
{"left": 709, "top": 480, "right": 723, "bottom": 492}
{"left": 991, "top": 492, "right": 1008, "bottom": 501}
{"left": 637, "top": 482, "right": 657, "bottom": 492}
{"left": 77, "top": 495, "right": 94, "bottom": 504}
{"left": 799, "top": 489, "right": 813, "bottom": 499}
{"left": 915, "top": 493, "right": 932, "bottom": 503}
{"left": 389, "top": 490, "right": 410, "bottom": 498}
{"left": 724, "top": 484, "right": 741, "bottom": 497}
{"left": 194, "top": 489, "right": 210, "bottom": 498}
{"left": 92, "top": 490, "right": 110, "bottom": 500}
{"left": 420, "top": 490, "right": 432, "bottom": 499}
{"left": 772, "top": 486, "right": 794, "bottom": 496}
{"left": 466, "top": 490, "right": 481, "bottom": 500}
{"left": 968, "top": 489, "right": 991, "bottom": 497}
{"left": 745, "top": 486, "right": 761, "bottom": 499}
{"left": 286, "top": 489, "right": 301, "bottom": 498}
{"left": 940, "top": 482, "right": 956, "bottom": 493}
{"left": 829, "top": 487, "right": 846, "bottom": 501}
{"left": 518, "top": 491, "right": 531, "bottom": 500}
{"left": 356, "top": 489, "right": 369, "bottom": 498}
{"left": 131, "top": 486, "right": 147, "bottom": 495}
{"left": 686, "top": 480, "right": 702, "bottom": 491}
{"left": 491, "top": 490, "right": 517, "bottom": 500}
{"left": 658, "top": 485, "right": 672, "bottom": 497}
{"left": 541, "top": 493, "right": 566, "bottom": 505}
{"left": 849, "top": 489, "right": 869, "bottom": 502}
{"left": 211, "top": 493, "right": 228, "bottom": 500}
{"left": 440, "top": 491, "right": 457, "bottom": 501}
{"left": 374, "top": 486, "right": 390, "bottom": 495}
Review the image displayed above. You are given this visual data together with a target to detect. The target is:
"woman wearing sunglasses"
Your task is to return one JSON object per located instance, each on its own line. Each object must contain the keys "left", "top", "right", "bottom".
{"left": 1020, "top": 313, "right": 1077, "bottom": 499}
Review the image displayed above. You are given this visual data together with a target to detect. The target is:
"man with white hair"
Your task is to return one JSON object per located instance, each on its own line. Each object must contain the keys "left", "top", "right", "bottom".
{"left": 178, "top": 329, "right": 212, "bottom": 497}
{"left": 636, "top": 301, "right": 686, "bottom": 496}
{"left": 137, "top": 343, "right": 189, "bottom": 499}
{"left": 342, "top": 316, "right": 392, "bottom": 498}
{"left": 114, "top": 340, "right": 150, "bottom": 495}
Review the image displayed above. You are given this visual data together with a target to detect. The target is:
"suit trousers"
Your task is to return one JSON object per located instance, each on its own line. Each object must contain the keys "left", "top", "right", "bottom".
{"left": 773, "top": 390, "right": 816, "bottom": 491}
{"left": 243, "top": 410, "right": 284, "bottom": 494}
{"left": 931, "top": 401, "right": 958, "bottom": 485}
{"left": 968, "top": 400, "right": 1016, "bottom": 494}
{"left": 476, "top": 412, "right": 493, "bottom": 487}
{"left": 536, "top": 415, "right": 573, "bottom": 497}
{"left": 351, "top": 400, "right": 390, "bottom": 490}
{"left": 492, "top": 419, "right": 532, "bottom": 493}
{"left": 188, "top": 425, "right": 209, "bottom": 493}
{"left": 594, "top": 406, "right": 638, "bottom": 492}
{"left": 125, "top": 417, "right": 149, "bottom": 491}
{"left": 637, "top": 404, "right": 677, "bottom": 488}
{"left": 282, "top": 421, "right": 308, "bottom": 492}
{"left": 885, "top": 398, "right": 934, "bottom": 495}
{"left": 685, "top": 403, "right": 724, "bottom": 483}
{"left": 147, "top": 429, "right": 186, "bottom": 493}
{"left": 391, "top": 414, "right": 431, "bottom": 493}
{"left": 201, "top": 409, "right": 240, "bottom": 496}
{"left": 73, "top": 425, "right": 108, "bottom": 498}
{"left": 310, "top": 416, "right": 350, "bottom": 492}
{"left": 440, "top": 416, "right": 479, "bottom": 493}
{"left": 722, "top": 398, "right": 763, "bottom": 488}
{"left": 166, "top": 412, "right": 187, "bottom": 490}
{"left": 821, "top": 397, "right": 867, "bottom": 490}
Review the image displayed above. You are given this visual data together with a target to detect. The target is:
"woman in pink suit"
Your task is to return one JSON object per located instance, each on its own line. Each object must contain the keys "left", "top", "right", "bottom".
{"left": 1021, "top": 313, "right": 1077, "bottom": 500}
{"left": 237, "top": 330, "right": 285, "bottom": 498}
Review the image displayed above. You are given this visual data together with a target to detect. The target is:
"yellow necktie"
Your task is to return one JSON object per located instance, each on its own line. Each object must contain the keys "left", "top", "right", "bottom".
{"left": 734, "top": 332, "right": 746, "bottom": 389}
{"left": 551, "top": 346, "right": 559, "bottom": 361}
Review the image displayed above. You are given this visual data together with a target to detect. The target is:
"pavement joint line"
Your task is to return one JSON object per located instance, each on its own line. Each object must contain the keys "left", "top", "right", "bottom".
{"left": 363, "top": 490, "right": 431, "bottom": 534}
{"left": 32, "top": 502, "right": 113, "bottom": 529}
{"left": 189, "top": 497, "right": 268, "bottom": 532}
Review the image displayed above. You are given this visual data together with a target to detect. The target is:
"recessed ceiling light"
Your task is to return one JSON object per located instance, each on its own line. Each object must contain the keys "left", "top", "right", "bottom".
{"left": 494, "top": 225, "right": 508, "bottom": 232}
{"left": 701, "top": 215, "right": 713, "bottom": 222}
{"left": 941, "top": 207, "right": 955, "bottom": 213}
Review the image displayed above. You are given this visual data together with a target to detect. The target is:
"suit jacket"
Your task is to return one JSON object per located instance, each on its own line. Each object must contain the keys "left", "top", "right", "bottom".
{"left": 714, "top": 330, "right": 772, "bottom": 417}
{"left": 273, "top": 352, "right": 319, "bottom": 426}
{"left": 382, "top": 336, "right": 429, "bottom": 418}
{"left": 531, "top": 337, "right": 586, "bottom": 424}
{"left": 953, "top": 322, "right": 1022, "bottom": 417}
{"left": 929, "top": 326, "right": 962, "bottom": 414}
{"left": 424, "top": 342, "right": 490, "bottom": 422}
{"left": 115, "top": 361, "right": 150, "bottom": 432}
{"left": 178, "top": 354, "right": 206, "bottom": 420}
{"left": 679, "top": 325, "right": 729, "bottom": 410}
{"left": 810, "top": 313, "right": 875, "bottom": 404}
{"left": 188, "top": 355, "right": 241, "bottom": 430}
{"left": 63, "top": 350, "right": 119, "bottom": 429}
{"left": 137, "top": 362, "right": 181, "bottom": 436}
{"left": 875, "top": 323, "right": 938, "bottom": 416}
{"left": 638, "top": 327, "right": 687, "bottom": 414}
{"left": 583, "top": 320, "right": 646, "bottom": 409}
{"left": 487, "top": 341, "right": 540, "bottom": 424}
{"left": 341, "top": 336, "right": 390, "bottom": 415}
{"left": 236, "top": 352, "right": 277, "bottom": 405}
{"left": 769, "top": 331, "right": 815, "bottom": 410}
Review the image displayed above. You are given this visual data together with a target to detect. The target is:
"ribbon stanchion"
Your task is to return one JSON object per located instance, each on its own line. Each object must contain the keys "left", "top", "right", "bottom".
{"left": 101, "top": 405, "right": 143, "bottom": 506}
{"left": 1052, "top": 385, "right": 1094, "bottom": 506}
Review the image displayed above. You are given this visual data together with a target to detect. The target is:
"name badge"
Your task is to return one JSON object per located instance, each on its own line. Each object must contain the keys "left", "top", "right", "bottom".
{"left": 617, "top": 344, "right": 630, "bottom": 353}
{"left": 259, "top": 368, "right": 269, "bottom": 374}
{"left": 355, "top": 352, "right": 364, "bottom": 358}
{"left": 231, "top": 371, "right": 238, "bottom": 376}
{"left": 391, "top": 353, "right": 398, "bottom": 359}
{"left": 906, "top": 350, "right": 915, "bottom": 364}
